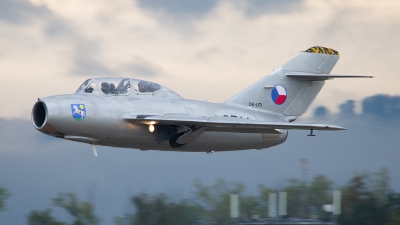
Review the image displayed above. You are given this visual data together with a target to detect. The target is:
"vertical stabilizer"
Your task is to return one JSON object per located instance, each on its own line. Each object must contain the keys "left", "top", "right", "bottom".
{"left": 224, "top": 46, "right": 340, "bottom": 117}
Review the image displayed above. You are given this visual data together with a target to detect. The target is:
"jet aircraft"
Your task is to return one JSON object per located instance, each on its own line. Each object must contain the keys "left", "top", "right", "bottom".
{"left": 32, "top": 46, "right": 371, "bottom": 156}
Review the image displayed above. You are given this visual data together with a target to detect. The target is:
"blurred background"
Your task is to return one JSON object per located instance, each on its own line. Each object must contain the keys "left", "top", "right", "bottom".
{"left": 0, "top": 0, "right": 400, "bottom": 224}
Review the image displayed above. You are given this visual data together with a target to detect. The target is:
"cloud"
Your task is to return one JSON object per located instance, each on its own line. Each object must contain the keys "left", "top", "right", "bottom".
{"left": 122, "top": 57, "right": 163, "bottom": 77}
{"left": 0, "top": 0, "right": 49, "bottom": 23}
{"left": 73, "top": 58, "right": 114, "bottom": 76}
{"left": 136, "top": 0, "right": 218, "bottom": 19}
{"left": 135, "top": 0, "right": 305, "bottom": 20}
{"left": 1, "top": 0, "right": 400, "bottom": 120}
{"left": 72, "top": 41, "right": 115, "bottom": 76}
{"left": 43, "top": 19, "right": 73, "bottom": 38}
{"left": 237, "top": 0, "right": 305, "bottom": 17}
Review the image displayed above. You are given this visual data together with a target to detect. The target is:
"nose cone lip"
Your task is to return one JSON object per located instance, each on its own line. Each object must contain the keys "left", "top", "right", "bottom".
{"left": 32, "top": 101, "right": 47, "bottom": 129}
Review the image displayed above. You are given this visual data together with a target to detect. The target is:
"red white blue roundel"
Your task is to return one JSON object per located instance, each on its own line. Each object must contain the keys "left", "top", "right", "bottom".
{"left": 271, "top": 85, "right": 287, "bottom": 105}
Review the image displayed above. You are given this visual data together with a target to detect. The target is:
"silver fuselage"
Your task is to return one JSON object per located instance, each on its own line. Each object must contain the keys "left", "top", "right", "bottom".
{"left": 32, "top": 92, "right": 288, "bottom": 152}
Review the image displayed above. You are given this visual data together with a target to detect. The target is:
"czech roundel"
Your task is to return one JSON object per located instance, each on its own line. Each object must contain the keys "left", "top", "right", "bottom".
{"left": 271, "top": 85, "right": 287, "bottom": 105}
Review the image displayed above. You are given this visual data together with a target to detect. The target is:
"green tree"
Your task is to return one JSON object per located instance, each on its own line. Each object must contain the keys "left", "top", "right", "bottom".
{"left": 308, "top": 175, "right": 333, "bottom": 219}
{"left": 240, "top": 195, "right": 264, "bottom": 219}
{"left": 370, "top": 168, "right": 390, "bottom": 205}
{"left": 28, "top": 209, "right": 66, "bottom": 225}
{"left": 53, "top": 192, "right": 99, "bottom": 225}
{"left": 339, "top": 174, "right": 388, "bottom": 225}
{"left": 193, "top": 179, "right": 246, "bottom": 225}
{"left": 278, "top": 175, "right": 333, "bottom": 219}
{"left": 27, "top": 192, "right": 100, "bottom": 225}
{"left": 256, "top": 184, "right": 276, "bottom": 218}
{"left": 0, "top": 185, "right": 11, "bottom": 212}
{"left": 284, "top": 178, "right": 304, "bottom": 217}
{"left": 387, "top": 192, "right": 400, "bottom": 225}
{"left": 114, "top": 192, "right": 202, "bottom": 225}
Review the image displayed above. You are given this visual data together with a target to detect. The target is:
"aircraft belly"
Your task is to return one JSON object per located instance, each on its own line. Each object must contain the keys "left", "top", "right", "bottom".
{"left": 182, "top": 132, "right": 263, "bottom": 151}
{"left": 98, "top": 129, "right": 286, "bottom": 152}
{"left": 173, "top": 131, "right": 287, "bottom": 152}
{"left": 107, "top": 134, "right": 256, "bottom": 151}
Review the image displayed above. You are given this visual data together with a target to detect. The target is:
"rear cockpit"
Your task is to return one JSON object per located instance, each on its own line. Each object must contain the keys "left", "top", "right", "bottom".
{"left": 75, "top": 78, "right": 182, "bottom": 100}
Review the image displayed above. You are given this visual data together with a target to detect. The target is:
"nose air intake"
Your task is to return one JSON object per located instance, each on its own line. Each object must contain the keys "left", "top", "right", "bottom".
{"left": 32, "top": 101, "right": 47, "bottom": 129}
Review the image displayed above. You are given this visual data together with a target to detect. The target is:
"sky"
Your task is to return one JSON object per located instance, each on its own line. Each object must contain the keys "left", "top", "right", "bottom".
{"left": 1, "top": 0, "right": 400, "bottom": 118}
{"left": 1, "top": 0, "right": 400, "bottom": 224}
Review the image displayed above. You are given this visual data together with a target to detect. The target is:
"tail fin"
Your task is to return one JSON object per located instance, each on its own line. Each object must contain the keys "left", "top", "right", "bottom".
{"left": 225, "top": 46, "right": 340, "bottom": 117}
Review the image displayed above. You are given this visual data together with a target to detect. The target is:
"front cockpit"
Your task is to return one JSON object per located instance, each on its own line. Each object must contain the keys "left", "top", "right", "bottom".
{"left": 76, "top": 78, "right": 132, "bottom": 95}
{"left": 75, "top": 78, "right": 182, "bottom": 100}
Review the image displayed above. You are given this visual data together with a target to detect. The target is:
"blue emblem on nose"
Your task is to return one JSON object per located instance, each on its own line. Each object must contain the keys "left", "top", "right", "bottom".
{"left": 70, "top": 104, "right": 86, "bottom": 121}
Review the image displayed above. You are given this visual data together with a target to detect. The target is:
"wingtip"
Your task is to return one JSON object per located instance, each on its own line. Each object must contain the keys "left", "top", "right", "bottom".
{"left": 325, "top": 125, "right": 347, "bottom": 130}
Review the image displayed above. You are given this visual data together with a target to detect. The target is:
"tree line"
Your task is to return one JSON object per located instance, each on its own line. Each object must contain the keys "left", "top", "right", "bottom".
{"left": 1, "top": 168, "right": 399, "bottom": 225}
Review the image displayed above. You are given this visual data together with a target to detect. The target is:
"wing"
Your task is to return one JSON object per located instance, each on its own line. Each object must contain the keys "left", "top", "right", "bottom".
{"left": 120, "top": 113, "right": 346, "bottom": 134}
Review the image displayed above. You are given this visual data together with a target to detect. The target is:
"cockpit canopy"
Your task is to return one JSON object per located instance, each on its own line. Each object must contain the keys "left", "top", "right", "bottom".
{"left": 75, "top": 78, "right": 178, "bottom": 98}
{"left": 76, "top": 78, "right": 132, "bottom": 95}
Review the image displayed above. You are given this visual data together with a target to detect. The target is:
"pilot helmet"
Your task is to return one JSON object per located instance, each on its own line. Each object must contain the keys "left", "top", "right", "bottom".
{"left": 139, "top": 81, "right": 148, "bottom": 91}
{"left": 101, "top": 82, "right": 110, "bottom": 92}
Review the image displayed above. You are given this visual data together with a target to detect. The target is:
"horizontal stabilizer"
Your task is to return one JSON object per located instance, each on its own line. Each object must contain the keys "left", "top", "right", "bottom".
{"left": 120, "top": 113, "right": 346, "bottom": 133}
{"left": 286, "top": 73, "right": 373, "bottom": 81}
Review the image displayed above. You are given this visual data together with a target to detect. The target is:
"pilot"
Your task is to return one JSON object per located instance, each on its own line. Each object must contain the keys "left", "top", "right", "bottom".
{"left": 109, "top": 83, "right": 116, "bottom": 93}
{"left": 138, "top": 81, "right": 148, "bottom": 92}
{"left": 101, "top": 82, "right": 110, "bottom": 94}
{"left": 84, "top": 87, "right": 94, "bottom": 93}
